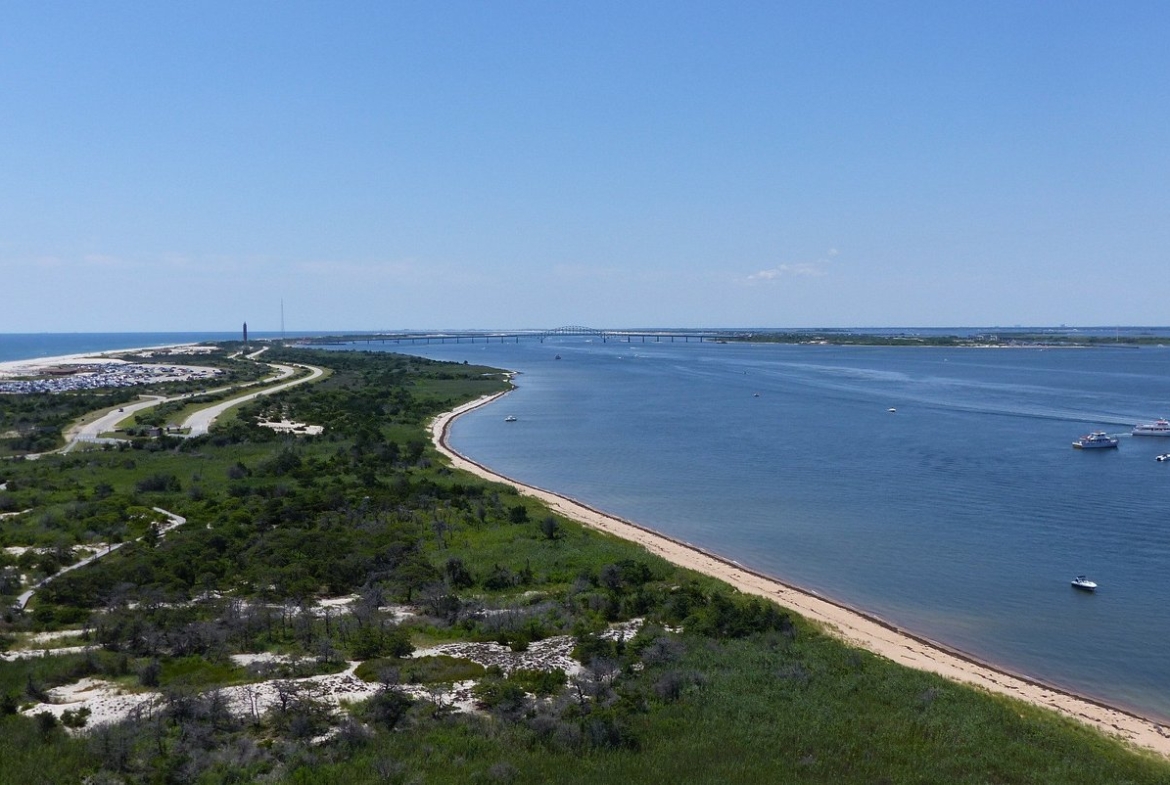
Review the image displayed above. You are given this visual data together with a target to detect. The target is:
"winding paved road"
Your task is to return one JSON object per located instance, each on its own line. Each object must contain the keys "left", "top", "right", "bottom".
{"left": 181, "top": 363, "right": 324, "bottom": 437}
{"left": 54, "top": 358, "right": 324, "bottom": 450}
{"left": 11, "top": 354, "right": 324, "bottom": 609}
{"left": 63, "top": 395, "right": 166, "bottom": 452}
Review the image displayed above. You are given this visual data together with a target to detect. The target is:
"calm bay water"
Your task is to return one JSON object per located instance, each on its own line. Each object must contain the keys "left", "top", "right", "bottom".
{"left": 7, "top": 332, "right": 1170, "bottom": 721}
{"left": 378, "top": 337, "right": 1170, "bottom": 721}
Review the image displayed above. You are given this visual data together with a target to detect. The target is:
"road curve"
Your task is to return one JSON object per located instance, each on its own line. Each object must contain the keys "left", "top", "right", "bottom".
{"left": 182, "top": 363, "right": 325, "bottom": 437}
{"left": 62, "top": 396, "right": 167, "bottom": 452}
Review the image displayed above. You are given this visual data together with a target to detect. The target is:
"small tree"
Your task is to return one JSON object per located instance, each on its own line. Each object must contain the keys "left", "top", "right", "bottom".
{"left": 444, "top": 557, "right": 474, "bottom": 589}
{"left": 538, "top": 515, "right": 561, "bottom": 541}
{"left": 34, "top": 710, "right": 58, "bottom": 740}
{"left": 61, "top": 706, "right": 91, "bottom": 728}
{"left": 139, "top": 659, "right": 161, "bottom": 687}
{"left": 365, "top": 688, "right": 413, "bottom": 730}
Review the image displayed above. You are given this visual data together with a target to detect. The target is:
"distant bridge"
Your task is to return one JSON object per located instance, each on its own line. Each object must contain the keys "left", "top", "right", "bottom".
{"left": 321, "top": 326, "right": 727, "bottom": 346}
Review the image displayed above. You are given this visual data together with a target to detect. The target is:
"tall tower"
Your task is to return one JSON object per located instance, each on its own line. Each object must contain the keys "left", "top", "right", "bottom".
{"left": 243, "top": 322, "right": 248, "bottom": 344}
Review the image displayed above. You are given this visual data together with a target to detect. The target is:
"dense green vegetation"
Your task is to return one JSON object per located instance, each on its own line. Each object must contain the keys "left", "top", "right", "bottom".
{"left": 0, "top": 347, "right": 1167, "bottom": 783}
{"left": 0, "top": 389, "right": 137, "bottom": 456}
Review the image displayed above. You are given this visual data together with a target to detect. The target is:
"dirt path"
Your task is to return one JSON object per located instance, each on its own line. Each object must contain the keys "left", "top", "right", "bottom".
{"left": 13, "top": 508, "right": 186, "bottom": 611}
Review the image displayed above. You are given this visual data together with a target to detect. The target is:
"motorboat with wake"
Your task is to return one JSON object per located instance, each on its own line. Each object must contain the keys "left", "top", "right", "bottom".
{"left": 1132, "top": 418, "right": 1170, "bottom": 437}
{"left": 1072, "top": 431, "right": 1118, "bottom": 449}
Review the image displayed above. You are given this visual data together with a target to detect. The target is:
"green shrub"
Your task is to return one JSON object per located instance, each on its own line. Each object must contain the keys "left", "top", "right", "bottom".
{"left": 349, "top": 627, "right": 414, "bottom": 660}
{"left": 509, "top": 668, "right": 566, "bottom": 697}
{"left": 355, "top": 655, "right": 487, "bottom": 685}
{"left": 134, "top": 473, "right": 181, "bottom": 493}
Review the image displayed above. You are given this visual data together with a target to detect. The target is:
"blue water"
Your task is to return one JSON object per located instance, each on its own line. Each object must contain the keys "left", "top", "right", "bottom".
{"left": 8, "top": 332, "right": 1170, "bottom": 721}
{"left": 0, "top": 333, "right": 250, "bottom": 363}
{"left": 368, "top": 337, "right": 1170, "bottom": 722}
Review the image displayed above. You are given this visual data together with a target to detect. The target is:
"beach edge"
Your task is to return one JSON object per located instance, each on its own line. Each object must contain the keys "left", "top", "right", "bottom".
{"left": 430, "top": 392, "right": 1170, "bottom": 759}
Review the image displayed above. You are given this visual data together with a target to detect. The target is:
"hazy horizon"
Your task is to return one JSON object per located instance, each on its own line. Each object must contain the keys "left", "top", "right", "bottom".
{"left": 10, "top": 324, "right": 1170, "bottom": 336}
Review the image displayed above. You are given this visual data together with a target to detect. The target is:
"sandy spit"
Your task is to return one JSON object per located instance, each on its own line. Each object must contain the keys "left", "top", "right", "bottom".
{"left": 430, "top": 392, "right": 1170, "bottom": 758}
{"left": 0, "top": 344, "right": 204, "bottom": 379}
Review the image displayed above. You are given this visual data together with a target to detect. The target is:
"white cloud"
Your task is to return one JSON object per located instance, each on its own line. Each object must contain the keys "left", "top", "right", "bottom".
{"left": 744, "top": 260, "right": 830, "bottom": 283}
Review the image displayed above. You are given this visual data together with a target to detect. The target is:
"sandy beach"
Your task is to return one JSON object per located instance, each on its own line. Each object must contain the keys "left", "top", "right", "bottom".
{"left": 431, "top": 392, "right": 1170, "bottom": 758}
{"left": 0, "top": 344, "right": 205, "bottom": 378}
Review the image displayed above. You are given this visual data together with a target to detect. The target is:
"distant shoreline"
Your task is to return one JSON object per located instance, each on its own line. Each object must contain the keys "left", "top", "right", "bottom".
{"left": 431, "top": 391, "right": 1170, "bottom": 759}
{"left": 0, "top": 344, "right": 202, "bottom": 378}
{"left": 296, "top": 328, "right": 1170, "bottom": 352}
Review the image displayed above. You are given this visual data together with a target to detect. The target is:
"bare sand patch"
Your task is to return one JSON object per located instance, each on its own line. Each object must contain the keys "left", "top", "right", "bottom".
{"left": 258, "top": 419, "right": 324, "bottom": 436}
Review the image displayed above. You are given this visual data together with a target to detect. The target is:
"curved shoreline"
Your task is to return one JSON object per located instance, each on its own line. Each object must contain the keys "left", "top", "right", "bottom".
{"left": 431, "top": 390, "right": 1170, "bottom": 758}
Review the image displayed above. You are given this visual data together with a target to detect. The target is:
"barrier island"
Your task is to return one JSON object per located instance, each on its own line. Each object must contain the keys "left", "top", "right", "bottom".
{"left": 1, "top": 344, "right": 1168, "bottom": 783}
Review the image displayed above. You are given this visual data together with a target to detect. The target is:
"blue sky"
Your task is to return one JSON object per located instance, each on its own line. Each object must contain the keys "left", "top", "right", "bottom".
{"left": 3, "top": 2, "right": 1168, "bottom": 332}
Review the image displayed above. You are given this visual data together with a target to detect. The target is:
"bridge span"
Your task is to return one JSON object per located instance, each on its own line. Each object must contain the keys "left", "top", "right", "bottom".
{"left": 332, "top": 326, "right": 727, "bottom": 346}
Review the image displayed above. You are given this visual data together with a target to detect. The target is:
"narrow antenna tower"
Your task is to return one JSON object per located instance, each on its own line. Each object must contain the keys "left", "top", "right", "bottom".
{"left": 280, "top": 298, "right": 285, "bottom": 345}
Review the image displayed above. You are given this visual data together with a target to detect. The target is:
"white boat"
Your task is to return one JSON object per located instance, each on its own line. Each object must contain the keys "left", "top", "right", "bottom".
{"left": 1132, "top": 418, "right": 1170, "bottom": 436}
{"left": 504, "top": 415, "right": 517, "bottom": 422}
{"left": 1072, "top": 431, "right": 1118, "bottom": 449}
{"left": 1071, "top": 575, "right": 1097, "bottom": 592}
{"left": 1157, "top": 454, "right": 1170, "bottom": 462}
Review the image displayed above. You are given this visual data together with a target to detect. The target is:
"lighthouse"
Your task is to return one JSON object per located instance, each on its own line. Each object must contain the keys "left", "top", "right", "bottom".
{"left": 243, "top": 322, "right": 248, "bottom": 345}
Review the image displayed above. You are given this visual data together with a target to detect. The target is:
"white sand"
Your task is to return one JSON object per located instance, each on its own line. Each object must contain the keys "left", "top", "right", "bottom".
{"left": 431, "top": 392, "right": 1170, "bottom": 758}
{"left": 413, "top": 636, "right": 584, "bottom": 678}
{"left": 23, "top": 659, "right": 484, "bottom": 727}
{"left": 0, "top": 344, "right": 202, "bottom": 379}
{"left": 259, "top": 419, "right": 325, "bottom": 435}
